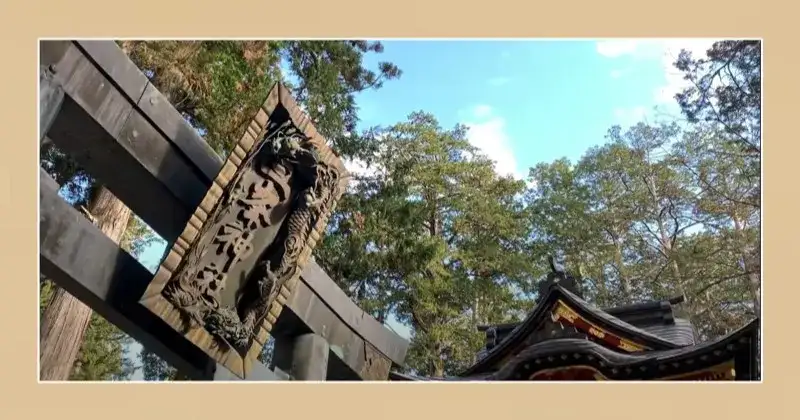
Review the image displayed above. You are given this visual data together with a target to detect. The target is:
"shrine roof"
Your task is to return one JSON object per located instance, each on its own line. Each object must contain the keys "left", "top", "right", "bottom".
{"left": 486, "top": 317, "right": 759, "bottom": 380}
{"left": 477, "top": 290, "right": 695, "bottom": 348}
{"left": 640, "top": 318, "right": 696, "bottom": 347}
{"left": 461, "top": 283, "right": 689, "bottom": 377}
{"left": 476, "top": 294, "right": 686, "bottom": 333}
{"left": 389, "top": 317, "right": 758, "bottom": 381}
{"left": 560, "top": 287, "right": 689, "bottom": 347}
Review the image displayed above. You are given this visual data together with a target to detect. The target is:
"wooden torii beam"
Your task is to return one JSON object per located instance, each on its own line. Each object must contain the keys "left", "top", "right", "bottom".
{"left": 40, "top": 169, "right": 285, "bottom": 380}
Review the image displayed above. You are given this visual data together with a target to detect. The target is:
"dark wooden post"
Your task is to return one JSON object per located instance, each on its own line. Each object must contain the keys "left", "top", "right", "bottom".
{"left": 291, "top": 333, "right": 330, "bottom": 380}
{"left": 39, "top": 64, "right": 64, "bottom": 144}
{"left": 273, "top": 333, "right": 330, "bottom": 380}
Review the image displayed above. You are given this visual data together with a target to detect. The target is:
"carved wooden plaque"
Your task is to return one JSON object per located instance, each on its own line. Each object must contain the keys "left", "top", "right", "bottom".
{"left": 139, "top": 83, "right": 349, "bottom": 378}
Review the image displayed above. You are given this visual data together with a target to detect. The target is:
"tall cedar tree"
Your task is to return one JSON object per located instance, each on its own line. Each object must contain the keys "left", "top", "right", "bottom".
{"left": 524, "top": 121, "right": 758, "bottom": 341}
{"left": 316, "top": 112, "right": 534, "bottom": 377}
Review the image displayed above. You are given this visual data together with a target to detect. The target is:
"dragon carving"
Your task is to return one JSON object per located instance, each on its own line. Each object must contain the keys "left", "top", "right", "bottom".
{"left": 162, "top": 114, "right": 341, "bottom": 355}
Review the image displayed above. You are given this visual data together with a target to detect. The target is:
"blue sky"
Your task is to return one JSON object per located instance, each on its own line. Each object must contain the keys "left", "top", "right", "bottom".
{"left": 346, "top": 39, "right": 715, "bottom": 179}
{"left": 128, "top": 39, "right": 717, "bottom": 373}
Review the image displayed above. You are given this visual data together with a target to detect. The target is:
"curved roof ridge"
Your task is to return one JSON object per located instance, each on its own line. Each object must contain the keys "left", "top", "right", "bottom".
{"left": 488, "top": 318, "right": 758, "bottom": 380}
{"left": 558, "top": 287, "right": 685, "bottom": 349}
{"left": 459, "top": 284, "right": 688, "bottom": 376}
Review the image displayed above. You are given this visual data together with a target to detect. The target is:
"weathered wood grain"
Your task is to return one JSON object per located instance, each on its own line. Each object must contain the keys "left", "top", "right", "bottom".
{"left": 289, "top": 333, "right": 330, "bottom": 380}
{"left": 40, "top": 168, "right": 285, "bottom": 380}
{"left": 299, "top": 261, "right": 408, "bottom": 365}
{"left": 278, "top": 279, "right": 394, "bottom": 379}
{"left": 137, "top": 82, "right": 222, "bottom": 179}
{"left": 43, "top": 42, "right": 200, "bottom": 242}
{"left": 39, "top": 169, "right": 213, "bottom": 379}
{"left": 117, "top": 111, "right": 209, "bottom": 221}
{"left": 39, "top": 65, "right": 64, "bottom": 142}
{"left": 74, "top": 40, "right": 150, "bottom": 103}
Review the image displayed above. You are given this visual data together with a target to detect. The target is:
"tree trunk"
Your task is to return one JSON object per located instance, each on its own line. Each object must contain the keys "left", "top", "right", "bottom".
{"left": 732, "top": 215, "right": 761, "bottom": 316}
{"left": 645, "top": 173, "right": 686, "bottom": 299}
{"left": 613, "top": 242, "right": 631, "bottom": 302}
{"left": 39, "top": 186, "right": 132, "bottom": 380}
{"left": 431, "top": 343, "right": 446, "bottom": 378}
{"left": 471, "top": 295, "right": 481, "bottom": 326}
{"left": 433, "top": 362, "right": 445, "bottom": 378}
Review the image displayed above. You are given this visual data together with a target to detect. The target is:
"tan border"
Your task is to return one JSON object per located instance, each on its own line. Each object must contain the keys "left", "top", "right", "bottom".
{"left": 7, "top": 1, "right": 785, "bottom": 419}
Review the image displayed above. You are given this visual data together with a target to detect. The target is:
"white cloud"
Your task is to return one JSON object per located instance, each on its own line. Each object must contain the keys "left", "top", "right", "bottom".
{"left": 342, "top": 156, "right": 384, "bottom": 193}
{"left": 461, "top": 105, "right": 523, "bottom": 180}
{"left": 343, "top": 158, "right": 373, "bottom": 178}
{"left": 656, "top": 39, "right": 716, "bottom": 104}
{"left": 345, "top": 105, "right": 524, "bottom": 188}
{"left": 471, "top": 104, "right": 494, "bottom": 119}
{"left": 341, "top": 133, "right": 389, "bottom": 187}
{"left": 596, "top": 39, "right": 716, "bottom": 104}
{"left": 488, "top": 76, "right": 511, "bottom": 87}
{"left": 612, "top": 106, "right": 648, "bottom": 124}
{"left": 610, "top": 69, "right": 627, "bottom": 79}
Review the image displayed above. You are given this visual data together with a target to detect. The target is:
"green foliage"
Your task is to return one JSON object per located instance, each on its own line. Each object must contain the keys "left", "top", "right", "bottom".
{"left": 674, "top": 40, "right": 760, "bottom": 208}
{"left": 40, "top": 277, "right": 55, "bottom": 313}
{"left": 317, "top": 112, "right": 534, "bottom": 376}
{"left": 120, "top": 41, "right": 282, "bottom": 155}
{"left": 318, "top": 96, "right": 759, "bottom": 376}
{"left": 39, "top": 210, "right": 158, "bottom": 381}
{"left": 280, "top": 40, "right": 402, "bottom": 159}
{"left": 41, "top": 40, "right": 758, "bottom": 380}
{"left": 524, "top": 120, "right": 759, "bottom": 340}
{"left": 120, "top": 215, "right": 163, "bottom": 259}
{"left": 120, "top": 40, "right": 400, "bottom": 159}
{"left": 674, "top": 40, "right": 761, "bottom": 156}
{"left": 69, "top": 313, "right": 136, "bottom": 381}
{"left": 258, "top": 336, "right": 275, "bottom": 366}
{"left": 138, "top": 348, "right": 185, "bottom": 381}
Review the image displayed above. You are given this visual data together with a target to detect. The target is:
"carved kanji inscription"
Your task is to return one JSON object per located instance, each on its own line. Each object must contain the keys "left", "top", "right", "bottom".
{"left": 141, "top": 85, "right": 349, "bottom": 377}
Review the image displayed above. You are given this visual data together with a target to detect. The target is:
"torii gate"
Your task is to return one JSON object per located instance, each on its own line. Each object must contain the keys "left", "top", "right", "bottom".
{"left": 39, "top": 40, "right": 409, "bottom": 380}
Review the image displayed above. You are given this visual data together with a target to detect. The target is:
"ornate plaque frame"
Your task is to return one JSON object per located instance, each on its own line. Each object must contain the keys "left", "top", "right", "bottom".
{"left": 139, "top": 84, "right": 349, "bottom": 378}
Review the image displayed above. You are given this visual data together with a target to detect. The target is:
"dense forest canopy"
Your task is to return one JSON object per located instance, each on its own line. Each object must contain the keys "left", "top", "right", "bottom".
{"left": 39, "top": 40, "right": 760, "bottom": 380}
